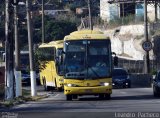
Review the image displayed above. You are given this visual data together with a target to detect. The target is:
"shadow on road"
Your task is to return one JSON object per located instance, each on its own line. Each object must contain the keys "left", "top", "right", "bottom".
{"left": 77, "top": 94, "right": 160, "bottom": 101}
{"left": 111, "top": 94, "right": 160, "bottom": 101}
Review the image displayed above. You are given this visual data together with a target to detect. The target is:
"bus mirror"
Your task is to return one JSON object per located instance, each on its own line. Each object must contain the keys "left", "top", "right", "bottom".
{"left": 55, "top": 57, "right": 60, "bottom": 65}
{"left": 112, "top": 52, "right": 118, "bottom": 66}
{"left": 114, "top": 56, "right": 118, "bottom": 66}
{"left": 59, "top": 50, "right": 65, "bottom": 55}
{"left": 56, "top": 56, "right": 63, "bottom": 65}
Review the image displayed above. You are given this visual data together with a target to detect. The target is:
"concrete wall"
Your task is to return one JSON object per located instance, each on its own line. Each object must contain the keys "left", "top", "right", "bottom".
{"left": 103, "top": 24, "right": 154, "bottom": 60}
{"left": 100, "top": 0, "right": 119, "bottom": 22}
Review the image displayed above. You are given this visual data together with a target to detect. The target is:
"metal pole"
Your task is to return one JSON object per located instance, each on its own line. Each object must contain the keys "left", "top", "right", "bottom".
{"left": 88, "top": 0, "right": 93, "bottom": 30}
{"left": 26, "top": 0, "right": 37, "bottom": 96}
{"left": 144, "top": 0, "right": 150, "bottom": 74}
{"left": 5, "top": 0, "right": 14, "bottom": 100}
{"left": 14, "top": 0, "right": 22, "bottom": 97}
{"left": 42, "top": 0, "right": 45, "bottom": 43}
{"left": 122, "top": 3, "right": 124, "bottom": 25}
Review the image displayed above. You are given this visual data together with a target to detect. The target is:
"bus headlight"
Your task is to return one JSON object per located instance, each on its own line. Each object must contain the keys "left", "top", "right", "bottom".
{"left": 100, "top": 82, "right": 110, "bottom": 86}
{"left": 66, "top": 83, "right": 77, "bottom": 87}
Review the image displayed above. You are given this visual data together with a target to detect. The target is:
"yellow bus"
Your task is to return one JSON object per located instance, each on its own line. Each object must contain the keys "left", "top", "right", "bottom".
{"left": 63, "top": 30, "right": 115, "bottom": 100}
{"left": 38, "top": 40, "right": 64, "bottom": 91}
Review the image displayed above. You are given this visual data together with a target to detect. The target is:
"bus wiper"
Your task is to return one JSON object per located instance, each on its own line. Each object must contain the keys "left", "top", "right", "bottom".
{"left": 66, "top": 72, "right": 85, "bottom": 78}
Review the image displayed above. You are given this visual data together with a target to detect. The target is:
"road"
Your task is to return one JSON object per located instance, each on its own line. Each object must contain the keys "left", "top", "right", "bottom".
{"left": 1, "top": 87, "right": 160, "bottom": 118}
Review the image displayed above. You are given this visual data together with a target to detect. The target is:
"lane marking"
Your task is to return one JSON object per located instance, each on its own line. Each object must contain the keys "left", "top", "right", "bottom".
{"left": 120, "top": 92, "right": 127, "bottom": 94}
{"left": 54, "top": 94, "right": 59, "bottom": 97}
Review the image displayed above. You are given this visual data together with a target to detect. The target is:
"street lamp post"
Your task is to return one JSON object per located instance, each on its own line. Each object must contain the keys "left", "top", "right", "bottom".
{"left": 144, "top": 0, "right": 150, "bottom": 74}
{"left": 13, "top": 0, "right": 22, "bottom": 97}
{"left": 42, "top": 0, "right": 45, "bottom": 43}
{"left": 5, "top": 0, "right": 15, "bottom": 100}
{"left": 26, "top": 0, "right": 37, "bottom": 96}
{"left": 88, "top": 0, "right": 93, "bottom": 30}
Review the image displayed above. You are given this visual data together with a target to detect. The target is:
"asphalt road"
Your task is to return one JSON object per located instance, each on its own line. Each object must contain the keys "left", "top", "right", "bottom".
{"left": 1, "top": 87, "right": 160, "bottom": 118}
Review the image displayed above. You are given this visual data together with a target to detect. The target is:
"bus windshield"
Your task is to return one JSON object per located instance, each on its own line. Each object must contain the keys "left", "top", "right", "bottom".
{"left": 64, "top": 40, "right": 111, "bottom": 79}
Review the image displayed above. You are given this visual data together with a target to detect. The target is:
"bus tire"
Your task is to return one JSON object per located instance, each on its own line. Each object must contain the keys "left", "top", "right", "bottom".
{"left": 105, "top": 94, "right": 111, "bottom": 100}
{"left": 43, "top": 78, "right": 50, "bottom": 91}
{"left": 99, "top": 94, "right": 105, "bottom": 100}
{"left": 55, "top": 79, "right": 58, "bottom": 90}
{"left": 66, "top": 95, "right": 72, "bottom": 101}
{"left": 72, "top": 95, "right": 78, "bottom": 99}
{"left": 57, "top": 87, "right": 63, "bottom": 92}
{"left": 54, "top": 79, "right": 63, "bottom": 92}
{"left": 127, "top": 83, "right": 131, "bottom": 88}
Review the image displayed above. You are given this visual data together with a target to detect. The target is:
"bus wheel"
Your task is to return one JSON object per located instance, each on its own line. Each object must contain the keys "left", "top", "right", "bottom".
{"left": 72, "top": 95, "right": 78, "bottom": 99}
{"left": 66, "top": 95, "right": 72, "bottom": 101}
{"left": 43, "top": 78, "right": 50, "bottom": 91}
{"left": 105, "top": 94, "right": 111, "bottom": 100}
{"left": 99, "top": 94, "right": 105, "bottom": 100}
{"left": 57, "top": 87, "right": 63, "bottom": 92}
{"left": 55, "top": 79, "right": 58, "bottom": 91}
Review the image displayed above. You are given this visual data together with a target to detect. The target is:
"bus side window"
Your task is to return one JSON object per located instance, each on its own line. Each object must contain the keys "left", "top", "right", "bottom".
{"left": 38, "top": 47, "right": 55, "bottom": 61}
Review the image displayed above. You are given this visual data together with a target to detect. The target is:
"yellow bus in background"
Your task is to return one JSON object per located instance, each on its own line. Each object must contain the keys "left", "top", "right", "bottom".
{"left": 38, "top": 40, "right": 64, "bottom": 91}
{"left": 63, "top": 30, "right": 114, "bottom": 100}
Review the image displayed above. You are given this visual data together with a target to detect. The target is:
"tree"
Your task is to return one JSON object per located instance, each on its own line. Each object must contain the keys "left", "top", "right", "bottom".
{"left": 45, "top": 20, "right": 77, "bottom": 42}
{"left": 32, "top": 16, "right": 77, "bottom": 43}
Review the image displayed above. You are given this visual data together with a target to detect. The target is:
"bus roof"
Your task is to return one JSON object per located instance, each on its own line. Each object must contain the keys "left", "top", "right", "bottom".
{"left": 64, "top": 30, "right": 110, "bottom": 41}
{"left": 39, "top": 40, "right": 63, "bottom": 49}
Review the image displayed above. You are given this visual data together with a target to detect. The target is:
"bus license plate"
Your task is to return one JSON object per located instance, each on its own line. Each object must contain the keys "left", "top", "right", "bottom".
{"left": 85, "top": 89, "right": 92, "bottom": 93}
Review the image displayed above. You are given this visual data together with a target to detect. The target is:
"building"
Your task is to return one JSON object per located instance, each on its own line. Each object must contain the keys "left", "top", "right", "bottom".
{"left": 100, "top": 0, "right": 119, "bottom": 21}
{"left": 100, "top": 0, "right": 159, "bottom": 22}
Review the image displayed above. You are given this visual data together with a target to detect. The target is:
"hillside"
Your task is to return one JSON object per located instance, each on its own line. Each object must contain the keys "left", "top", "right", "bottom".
{"left": 98, "top": 24, "right": 155, "bottom": 60}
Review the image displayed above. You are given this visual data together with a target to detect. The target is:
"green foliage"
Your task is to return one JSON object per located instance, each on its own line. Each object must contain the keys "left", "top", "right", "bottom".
{"left": 150, "top": 69, "right": 157, "bottom": 75}
{"left": 45, "top": 20, "right": 77, "bottom": 42}
{"left": 33, "top": 16, "right": 77, "bottom": 43}
{"left": 56, "top": 13, "right": 80, "bottom": 25}
{"left": 68, "top": 4, "right": 77, "bottom": 12}
{"left": 19, "top": 27, "right": 28, "bottom": 49}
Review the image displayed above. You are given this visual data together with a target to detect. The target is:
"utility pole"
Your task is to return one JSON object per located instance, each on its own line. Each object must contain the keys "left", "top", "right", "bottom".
{"left": 88, "top": 0, "right": 93, "bottom": 30}
{"left": 122, "top": 3, "right": 124, "bottom": 25}
{"left": 13, "top": 0, "right": 22, "bottom": 97}
{"left": 144, "top": 0, "right": 150, "bottom": 74}
{"left": 42, "top": 0, "right": 45, "bottom": 43}
{"left": 26, "top": 0, "right": 37, "bottom": 96}
{"left": 5, "top": 0, "right": 15, "bottom": 100}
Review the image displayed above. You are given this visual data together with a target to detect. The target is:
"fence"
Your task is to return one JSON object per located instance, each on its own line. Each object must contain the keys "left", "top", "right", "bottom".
{"left": 117, "top": 58, "right": 160, "bottom": 74}
{"left": 130, "top": 74, "right": 152, "bottom": 88}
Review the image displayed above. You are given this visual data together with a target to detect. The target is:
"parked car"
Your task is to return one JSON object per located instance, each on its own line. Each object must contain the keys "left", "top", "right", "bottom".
{"left": 153, "top": 71, "right": 160, "bottom": 97}
{"left": 112, "top": 68, "right": 131, "bottom": 88}
{"left": 21, "top": 70, "right": 40, "bottom": 86}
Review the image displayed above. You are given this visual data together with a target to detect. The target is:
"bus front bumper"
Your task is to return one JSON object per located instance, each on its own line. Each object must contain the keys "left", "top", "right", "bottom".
{"left": 64, "top": 86, "right": 112, "bottom": 95}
